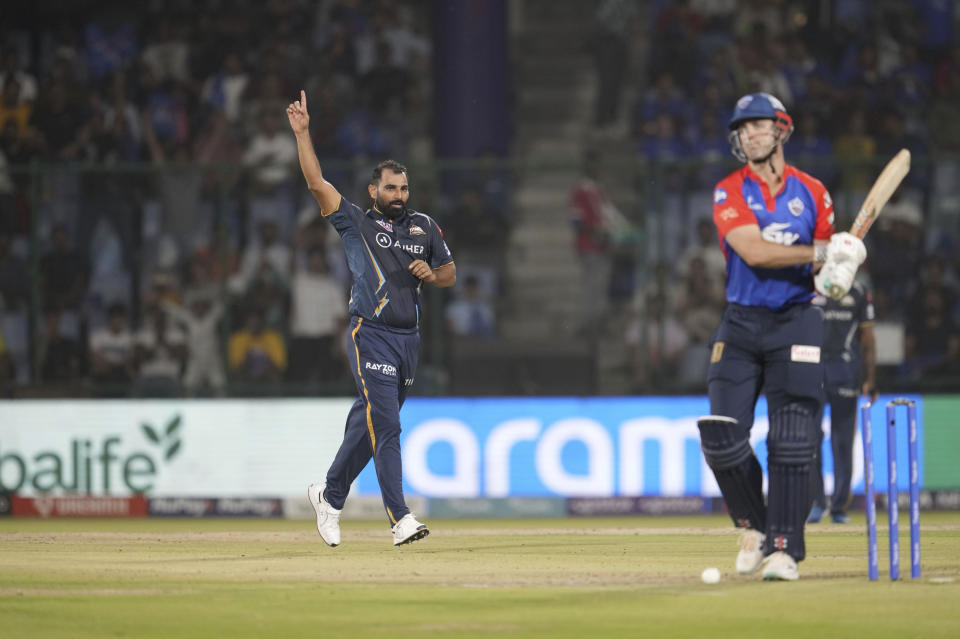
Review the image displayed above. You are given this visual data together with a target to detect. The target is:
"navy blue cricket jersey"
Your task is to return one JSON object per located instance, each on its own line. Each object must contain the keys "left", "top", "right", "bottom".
{"left": 324, "top": 196, "right": 453, "bottom": 329}
{"left": 811, "top": 280, "right": 874, "bottom": 384}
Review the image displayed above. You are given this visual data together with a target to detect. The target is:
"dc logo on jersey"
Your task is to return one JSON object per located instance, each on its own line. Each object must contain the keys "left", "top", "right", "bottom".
{"left": 714, "top": 188, "right": 727, "bottom": 204}
{"left": 788, "top": 197, "right": 805, "bottom": 217}
{"left": 376, "top": 232, "right": 392, "bottom": 248}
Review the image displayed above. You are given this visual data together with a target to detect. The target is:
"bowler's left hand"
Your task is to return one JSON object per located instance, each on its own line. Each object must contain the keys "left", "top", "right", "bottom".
{"left": 409, "top": 259, "right": 436, "bottom": 283}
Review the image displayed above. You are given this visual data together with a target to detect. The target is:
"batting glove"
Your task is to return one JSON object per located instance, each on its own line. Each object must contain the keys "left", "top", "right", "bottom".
{"left": 815, "top": 259, "right": 858, "bottom": 300}
{"left": 826, "top": 232, "right": 867, "bottom": 266}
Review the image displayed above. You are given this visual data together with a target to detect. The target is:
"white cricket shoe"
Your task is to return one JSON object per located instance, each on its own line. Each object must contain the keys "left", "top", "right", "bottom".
{"left": 735, "top": 529, "right": 765, "bottom": 574}
{"left": 762, "top": 551, "right": 799, "bottom": 581}
{"left": 392, "top": 513, "right": 430, "bottom": 546}
{"left": 307, "top": 483, "right": 341, "bottom": 547}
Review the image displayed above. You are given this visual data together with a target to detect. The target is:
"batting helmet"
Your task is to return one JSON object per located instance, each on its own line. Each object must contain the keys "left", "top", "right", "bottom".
{"left": 727, "top": 93, "right": 793, "bottom": 162}
{"left": 728, "top": 93, "right": 793, "bottom": 134}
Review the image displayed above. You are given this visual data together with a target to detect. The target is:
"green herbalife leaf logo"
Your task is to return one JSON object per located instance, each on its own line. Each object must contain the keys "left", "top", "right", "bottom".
{"left": 141, "top": 414, "right": 184, "bottom": 461}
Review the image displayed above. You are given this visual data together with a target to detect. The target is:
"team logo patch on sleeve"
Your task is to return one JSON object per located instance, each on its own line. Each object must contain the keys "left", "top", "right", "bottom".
{"left": 790, "top": 345, "right": 821, "bottom": 363}
{"left": 714, "top": 188, "right": 727, "bottom": 203}
{"left": 409, "top": 224, "right": 426, "bottom": 236}
{"left": 719, "top": 207, "right": 738, "bottom": 221}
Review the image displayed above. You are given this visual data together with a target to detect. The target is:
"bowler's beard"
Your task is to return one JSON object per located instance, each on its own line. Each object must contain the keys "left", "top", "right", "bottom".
{"left": 377, "top": 195, "right": 406, "bottom": 220}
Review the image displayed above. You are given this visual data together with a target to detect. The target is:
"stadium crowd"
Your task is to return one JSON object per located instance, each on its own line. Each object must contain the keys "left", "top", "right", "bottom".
{"left": 0, "top": 0, "right": 958, "bottom": 396}
{"left": 585, "top": 0, "right": 960, "bottom": 392}
{"left": 0, "top": 0, "right": 459, "bottom": 396}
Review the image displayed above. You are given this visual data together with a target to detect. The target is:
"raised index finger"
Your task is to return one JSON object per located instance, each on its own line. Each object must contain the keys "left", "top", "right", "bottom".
{"left": 300, "top": 90, "right": 307, "bottom": 111}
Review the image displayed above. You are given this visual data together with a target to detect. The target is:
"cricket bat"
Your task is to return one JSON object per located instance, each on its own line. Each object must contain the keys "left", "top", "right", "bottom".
{"left": 848, "top": 148, "right": 911, "bottom": 239}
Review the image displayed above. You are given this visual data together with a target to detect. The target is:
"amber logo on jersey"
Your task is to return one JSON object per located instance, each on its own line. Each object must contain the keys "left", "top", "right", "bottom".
{"left": 718, "top": 207, "right": 738, "bottom": 221}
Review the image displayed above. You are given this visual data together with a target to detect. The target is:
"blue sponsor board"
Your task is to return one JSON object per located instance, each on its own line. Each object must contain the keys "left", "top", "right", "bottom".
{"left": 351, "top": 395, "right": 923, "bottom": 499}
{"left": 567, "top": 496, "right": 722, "bottom": 517}
{"left": 428, "top": 497, "right": 567, "bottom": 519}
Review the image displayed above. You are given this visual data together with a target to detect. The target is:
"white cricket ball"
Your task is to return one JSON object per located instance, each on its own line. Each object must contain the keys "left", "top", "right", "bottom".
{"left": 701, "top": 567, "right": 721, "bottom": 584}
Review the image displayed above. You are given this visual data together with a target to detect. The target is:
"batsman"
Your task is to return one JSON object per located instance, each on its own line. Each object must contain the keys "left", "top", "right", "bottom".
{"left": 698, "top": 93, "right": 866, "bottom": 581}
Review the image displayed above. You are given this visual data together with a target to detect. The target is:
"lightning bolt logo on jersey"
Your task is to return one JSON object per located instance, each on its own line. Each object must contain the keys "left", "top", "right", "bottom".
{"left": 323, "top": 196, "right": 454, "bottom": 328}
{"left": 713, "top": 164, "right": 834, "bottom": 309}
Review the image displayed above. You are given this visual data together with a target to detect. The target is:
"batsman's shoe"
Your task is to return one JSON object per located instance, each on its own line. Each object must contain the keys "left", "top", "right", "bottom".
{"left": 307, "top": 483, "right": 341, "bottom": 547}
{"left": 831, "top": 512, "right": 851, "bottom": 524}
{"left": 735, "top": 529, "right": 765, "bottom": 574}
{"left": 392, "top": 513, "right": 430, "bottom": 546}
{"left": 762, "top": 551, "right": 799, "bottom": 581}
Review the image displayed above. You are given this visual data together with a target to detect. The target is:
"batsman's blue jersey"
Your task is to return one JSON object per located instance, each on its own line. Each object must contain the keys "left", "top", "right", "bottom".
{"left": 323, "top": 196, "right": 453, "bottom": 329}
{"left": 713, "top": 164, "right": 834, "bottom": 309}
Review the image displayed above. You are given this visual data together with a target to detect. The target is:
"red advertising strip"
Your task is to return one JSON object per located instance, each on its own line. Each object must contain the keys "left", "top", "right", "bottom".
{"left": 12, "top": 495, "right": 148, "bottom": 518}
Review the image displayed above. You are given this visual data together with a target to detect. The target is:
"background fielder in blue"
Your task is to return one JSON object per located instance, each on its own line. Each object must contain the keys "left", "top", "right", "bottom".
{"left": 808, "top": 280, "right": 876, "bottom": 524}
{"left": 287, "top": 90, "right": 456, "bottom": 547}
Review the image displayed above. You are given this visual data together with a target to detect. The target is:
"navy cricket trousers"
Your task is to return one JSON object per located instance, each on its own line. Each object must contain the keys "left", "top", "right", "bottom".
{"left": 811, "top": 386, "right": 858, "bottom": 514}
{"left": 324, "top": 317, "right": 419, "bottom": 526}
{"left": 708, "top": 303, "right": 825, "bottom": 424}
{"left": 706, "top": 302, "right": 824, "bottom": 560}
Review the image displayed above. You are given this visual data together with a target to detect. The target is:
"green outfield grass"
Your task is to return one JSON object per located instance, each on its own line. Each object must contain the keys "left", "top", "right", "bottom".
{"left": 1, "top": 513, "right": 959, "bottom": 638}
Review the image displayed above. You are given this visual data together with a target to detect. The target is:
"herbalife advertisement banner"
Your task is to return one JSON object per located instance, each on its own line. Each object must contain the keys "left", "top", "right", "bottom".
{"left": 0, "top": 395, "right": 934, "bottom": 498}
{"left": 0, "top": 400, "right": 351, "bottom": 497}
